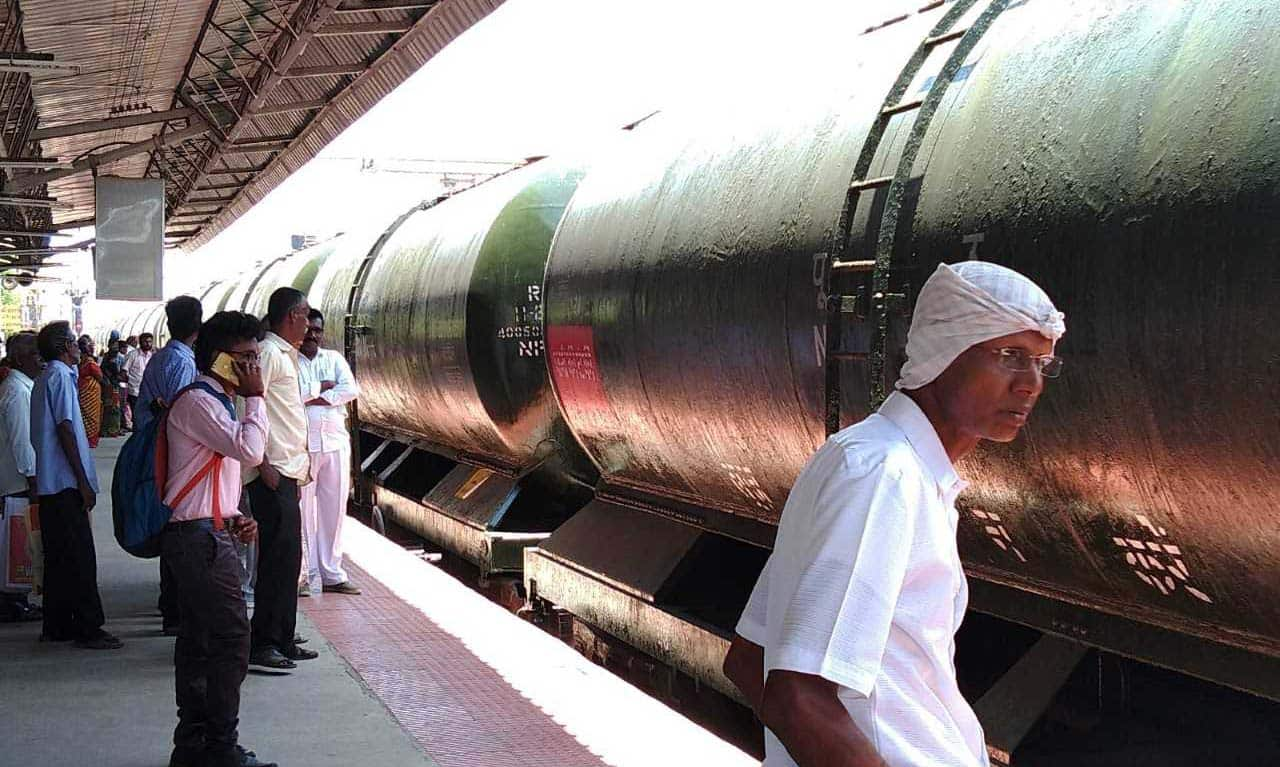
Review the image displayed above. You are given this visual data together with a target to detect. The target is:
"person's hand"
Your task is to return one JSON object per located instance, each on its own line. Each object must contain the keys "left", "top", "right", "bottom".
{"left": 80, "top": 482, "right": 96, "bottom": 513}
{"left": 259, "top": 462, "right": 280, "bottom": 491}
{"left": 320, "top": 380, "right": 336, "bottom": 392}
{"left": 233, "top": 358, "right": 265, "bottom": 398}
{"left": 229, "top": 516, "right": 258, "bottom": 543}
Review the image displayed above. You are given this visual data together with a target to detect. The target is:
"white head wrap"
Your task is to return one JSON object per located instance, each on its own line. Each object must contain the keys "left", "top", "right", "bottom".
{"left": 895, "top": 261, "right": 1066, "bottom": 390}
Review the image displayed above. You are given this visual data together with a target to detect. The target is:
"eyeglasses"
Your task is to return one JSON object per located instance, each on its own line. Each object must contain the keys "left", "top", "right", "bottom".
{"left": 989, "top": 347, "right": 1064, "bottom": 378}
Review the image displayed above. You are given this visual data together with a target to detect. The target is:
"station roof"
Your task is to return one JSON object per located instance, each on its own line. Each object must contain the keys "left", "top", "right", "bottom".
{"left": 0, "top": 0, "right": 502, "bottom": 271}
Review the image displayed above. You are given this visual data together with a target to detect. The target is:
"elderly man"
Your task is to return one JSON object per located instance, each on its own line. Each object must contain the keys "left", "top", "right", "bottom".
{"left": 0, "top": 332, "right": 41, "bottom": 621}
{"left": 723, "top": 262, "right": 1065, "bottom": 767}
{"left": 31, "top": 321, "right": 121, "bottom": 650}
{"left": 297, "top": 309, "right": 360, "bottom": 597}
{"left": 136, "top": 295, "right": 203, "bottom": 635}
{"left": 244, "top": 287, "right": 317, "bottom": 671}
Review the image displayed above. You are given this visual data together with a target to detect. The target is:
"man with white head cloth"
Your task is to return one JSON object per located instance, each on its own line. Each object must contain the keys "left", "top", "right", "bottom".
{"left": 722, "top": 262, "right": 1065, "bottom": 767}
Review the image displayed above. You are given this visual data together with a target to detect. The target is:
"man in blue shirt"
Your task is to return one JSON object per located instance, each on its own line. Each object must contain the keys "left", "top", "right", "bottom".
{"left": 135, "top": 296, "right": 202, "bottom": 635}
{"left": 31, "top": 321, "right": 120, "bottom": 650}
{"left": 135, "top": 296, "right": 201, "bottom": 432}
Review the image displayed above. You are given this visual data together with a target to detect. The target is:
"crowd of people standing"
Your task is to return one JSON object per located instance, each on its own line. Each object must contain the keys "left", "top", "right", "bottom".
{"left": 0, "top": 287, "right": 362, "bottom": 767}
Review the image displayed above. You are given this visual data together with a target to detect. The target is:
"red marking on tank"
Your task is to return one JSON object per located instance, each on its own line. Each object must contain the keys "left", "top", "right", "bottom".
{"left": 547, "top": 324, "right": 609, "bottom": 411}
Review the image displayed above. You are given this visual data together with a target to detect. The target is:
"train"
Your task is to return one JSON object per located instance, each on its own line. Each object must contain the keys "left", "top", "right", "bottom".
{"left": 102, "top": 0, "right": 1280, "bottom": 740}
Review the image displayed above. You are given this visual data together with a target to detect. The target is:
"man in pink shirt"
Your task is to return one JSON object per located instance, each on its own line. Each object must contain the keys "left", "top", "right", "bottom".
{"left": 162, "top": 311, "right": 276, "bottom": 767}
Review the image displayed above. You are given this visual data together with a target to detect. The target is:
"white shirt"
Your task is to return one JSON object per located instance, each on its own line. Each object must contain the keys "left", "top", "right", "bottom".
{"left": 124, "top": 348, "right": 154, "bottom": 396}
{"left": 297, "top": 348, "right": 359, "bottom": 454}
{"left": 243, "top": 331, "right": 309, "bottom": 483}
{"left": 0, "top": 369, "right": 36, "bottom": 496}
{"left": 738, "top": 392, "right": 987, "bottom": 767}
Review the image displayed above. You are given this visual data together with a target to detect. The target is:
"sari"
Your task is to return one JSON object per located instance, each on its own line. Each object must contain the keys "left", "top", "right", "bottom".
{"left": 78, "top": 356, "right": 104, "bottom": 448}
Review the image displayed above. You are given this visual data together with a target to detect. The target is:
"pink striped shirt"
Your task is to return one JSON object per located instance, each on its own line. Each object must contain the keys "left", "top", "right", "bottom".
{"left": 164, "top": 375, "right": 268, "bottom": 522}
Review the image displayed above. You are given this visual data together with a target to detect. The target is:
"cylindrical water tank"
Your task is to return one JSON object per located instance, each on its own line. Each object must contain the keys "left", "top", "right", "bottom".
{"left": 350, "top": 159, "right": 594, "bottom": 476}
{"left": 544, "top": 0, "right": 1280, "bottom": 677}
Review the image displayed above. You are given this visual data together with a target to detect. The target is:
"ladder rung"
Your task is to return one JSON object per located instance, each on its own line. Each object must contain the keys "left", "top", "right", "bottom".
{"left": 830, "top": 352, "right": 870, "bottom": 362}
{"left": 850, "top": 176, "right": 893, "bottom": 192}
{"left": 925, "top": 28, "right": 968, "bottom": 46}
{"left": 882, "top": 98, "right": 925, "bottom": 116}
{"left": 832, "top": 260, "right": 876, "bottom": 273}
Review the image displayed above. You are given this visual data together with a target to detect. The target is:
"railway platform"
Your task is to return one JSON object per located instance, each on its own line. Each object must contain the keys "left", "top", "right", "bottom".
{"left": 0, "top": 439, "right": 756, "bottom": 767}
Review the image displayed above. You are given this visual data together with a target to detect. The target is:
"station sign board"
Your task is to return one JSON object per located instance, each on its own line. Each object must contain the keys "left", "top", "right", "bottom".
{"left": 94, "top": 176, "right": 164, "bottom": 300}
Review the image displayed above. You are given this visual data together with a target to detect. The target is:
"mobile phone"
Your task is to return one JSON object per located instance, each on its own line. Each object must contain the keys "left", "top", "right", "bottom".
{"left": 212, "top": 352, "right": 240, "bottom": 385}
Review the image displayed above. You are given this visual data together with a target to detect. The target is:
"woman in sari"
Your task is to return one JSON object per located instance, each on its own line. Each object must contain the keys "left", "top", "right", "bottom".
{"left": 77, "top": 335, "right": 104, "bottom": 448}
{"left": 99, "top": 337, "right": 123, "bottom": 437}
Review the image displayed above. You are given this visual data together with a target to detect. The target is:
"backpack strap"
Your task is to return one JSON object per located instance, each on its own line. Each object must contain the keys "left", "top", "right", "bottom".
{"left": 156, "top": 382, "right": 232, "bottom": 531}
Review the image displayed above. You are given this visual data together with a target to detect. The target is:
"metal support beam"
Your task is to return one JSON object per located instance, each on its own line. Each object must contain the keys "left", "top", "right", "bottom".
{"left": 253, "top": 98, "right": 327, "bottom": 116}
{"left": 158, "top": 0, "right": 346, "bottom": 230}
{"left": 30, "top": 107, "right": 197, "bottom": 141}
{"left": 0, "top": 194, "right": 61, "bottom": 208}
{"left": 0, "top": 157, "right": 67, "bottom": 168}
{"left": 205, "top": 164, "right": 269, "bottom": 175}
{"left": 230, "top": 135, "right": 296, "bottom": 151}
{"left": 192, "top": 181, "right": 245, "bottom": 191}
{"left": 0, "top": 227, "right": 57, "bottom": 237}
{"left": 315, "top": 21, "right": 414, "bottom": 36}
{"left": 283, "top": 63, "right": 367, "bottom": 78}
{"left": 336, "top": 0, "right": 435, "bottom": 10}
{"left": 8, "top": 122, "right": 213, "bottom": 192}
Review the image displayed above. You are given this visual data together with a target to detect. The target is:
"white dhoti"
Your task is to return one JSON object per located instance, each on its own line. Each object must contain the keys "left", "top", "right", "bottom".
{"left": 299, "top": 443, "right": 351, "bottom": 590}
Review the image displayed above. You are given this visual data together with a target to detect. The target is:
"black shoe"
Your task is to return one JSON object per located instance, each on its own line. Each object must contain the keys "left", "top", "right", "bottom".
{"left": 248, "top": 647, "right": 296, "bottom": 671}
{"left": 321, "top": 581, "right": 361, "bottom": 595}
{"left": 280, "top": 644, "right": 318, "bottom": 661}
{"left": 38, "top": 630, "right": 73, "bottom": 642}
{"left": 293, "top": 634, "right": 307, "bottom": 645}
{"left": 235, "top": 744, "right": 276, "bottom": 767}
{"left": 74, "top": 631, "right": 123, "bottom": 650}
{"left": 205, "top": 744, "right": 277, "bottom": 767}
{"left": 167, "top": 745, "right": 203, "bottom": 767}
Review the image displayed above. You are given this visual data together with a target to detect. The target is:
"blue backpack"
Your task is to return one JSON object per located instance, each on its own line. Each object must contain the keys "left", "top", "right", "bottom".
{"left": 112, "top": 381, "right": 235, "bottom": 558}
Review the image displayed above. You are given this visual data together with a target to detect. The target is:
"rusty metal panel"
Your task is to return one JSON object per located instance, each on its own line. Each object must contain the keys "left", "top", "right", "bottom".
{"left": 524, "top": 544, "right": 740, "bottom": 702}
{"left": 536, "top": 500, "right": 701, "bottom": 603}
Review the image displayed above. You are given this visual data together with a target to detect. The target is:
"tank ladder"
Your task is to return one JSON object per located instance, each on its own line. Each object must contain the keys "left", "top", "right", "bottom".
{"left": 824, "top": 0, "right": 1011, "bottom": 435}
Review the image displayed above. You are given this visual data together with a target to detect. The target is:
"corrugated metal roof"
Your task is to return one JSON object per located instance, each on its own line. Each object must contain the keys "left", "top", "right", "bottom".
{"left": 0, "top": 0, "right": 504, "bottom": 267}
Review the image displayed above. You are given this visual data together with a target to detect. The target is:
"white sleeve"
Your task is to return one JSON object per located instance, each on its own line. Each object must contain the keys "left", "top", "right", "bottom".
{"left": 735, "top": 554, "right": 772, "bottom": 644}
{"left": 319, "top": 352, "right": 359, "bottom": 407}
{"left": 766, "top": 452, "right": 920, "bottom": 698}
{"left": 1, "top": 386, "right": 34, "bottom": 477}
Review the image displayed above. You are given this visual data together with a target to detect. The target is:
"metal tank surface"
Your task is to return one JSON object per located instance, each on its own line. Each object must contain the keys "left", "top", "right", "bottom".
{"left": 242, "top": 239, "right": 339, "bottom": 318}
{"left": 543, "top": 0, "right": 1280, "bottom": 697}
{"left": 350, "top": 159, "right": 594, "bottom": 477}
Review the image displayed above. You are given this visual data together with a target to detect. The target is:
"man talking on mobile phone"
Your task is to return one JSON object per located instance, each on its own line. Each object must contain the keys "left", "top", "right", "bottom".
{"left": 162, "top": 310, "right": 276, "bottom": 767}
